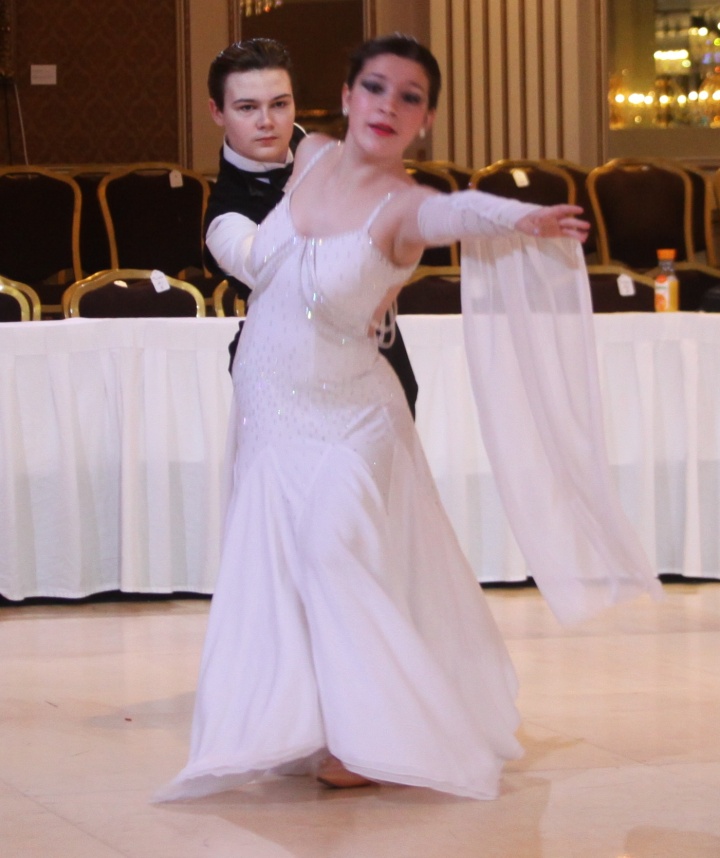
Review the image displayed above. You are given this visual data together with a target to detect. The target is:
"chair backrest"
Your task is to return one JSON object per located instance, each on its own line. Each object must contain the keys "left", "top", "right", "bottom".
{"left": 607, "top": 157, "right": 715, "bottom": 267}
{"left": 585, "top": 265, "right": 655, "bottom": 313}
{"left": 98, "top": 163, "right": 211, "bottom": 276}
{"left": 63, "top": 269, "right": 206, "bottom": 318}
{"left": 404, "top": 160, "right": 459, "bottom": 194}
{"left": 0, "top": 166, "right": 83, "bottom": 286}
{"left": 469, "top": 160, "right": 576, "bottom": 207}
{"left": 212, "top": 279, "right": 244, "bottom": 317}
{"left": 423, "top": 160, "right": 473, "bottom": 190}
{"left": 0, "top": 275, "right": 42, "bottom": 321}
{"left": 68, "top": 165, "right": 114, "bottom": 275}
{"left": 587, "top": 158, "right": 694, "bottom": 270}
{"left": 404, "top": 160, "right": 459, "bottom": 267}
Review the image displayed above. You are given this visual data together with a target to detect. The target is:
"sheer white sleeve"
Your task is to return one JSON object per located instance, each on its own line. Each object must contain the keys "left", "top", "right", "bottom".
{"left": 418, "top": 190, "right": 542, "bottom": 245}
{"left": 205, "top": 212, "right": 258, "bottom": 286}
{"left": 460, "top": 233, "right": 663, "bottom": 624}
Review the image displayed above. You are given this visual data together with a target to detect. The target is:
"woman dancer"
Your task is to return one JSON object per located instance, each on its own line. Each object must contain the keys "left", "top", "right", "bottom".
{"left": 158, "top": 34, "right": 657, "bottom": 801}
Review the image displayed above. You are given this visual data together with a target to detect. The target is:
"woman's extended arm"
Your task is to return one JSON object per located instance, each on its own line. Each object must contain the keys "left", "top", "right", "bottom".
{"left": 417, "top": 190, "right": 590, "bottom": 245}
{"left": 392, "top": 189, "right": 590, "bottom": 265}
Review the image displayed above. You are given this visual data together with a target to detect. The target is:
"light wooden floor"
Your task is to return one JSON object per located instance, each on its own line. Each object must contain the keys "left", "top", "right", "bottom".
{"left": 2, "top": 581, "right": 719, "bottom": 857}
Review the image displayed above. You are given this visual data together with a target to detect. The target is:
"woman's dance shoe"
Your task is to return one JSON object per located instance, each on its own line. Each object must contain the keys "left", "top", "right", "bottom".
{"left": 316, "top": 755, "right": 375, "bottom": 789}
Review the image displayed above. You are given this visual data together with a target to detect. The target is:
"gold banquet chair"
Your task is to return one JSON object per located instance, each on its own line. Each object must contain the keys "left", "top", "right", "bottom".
{"left": 0, "top": 166, "right": 83, "bottom": 317}
{"left": 594, "top": 157, "right": 717, "bottom": 267}
{"left": 98, "top": 163, "right": 222, "bottom": 305}
{"left": 212, "top": 280, "right": 245, "bottom": 318}
{"left": 587, "top": 158, "right": 695, "bottom": 270}
{"left": 63, "top": 269, "right": 206, "bottom": 318}
{"left": 0, "top": 275, "right": 42, "bottom": 322}
{"left": 589, "top": 159, "right": 720, "bottom": 309}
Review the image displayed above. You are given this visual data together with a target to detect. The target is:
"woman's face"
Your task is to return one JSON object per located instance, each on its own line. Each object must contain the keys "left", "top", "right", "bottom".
{"left": 342, "top": 53, "right": 434, "bottom": 156}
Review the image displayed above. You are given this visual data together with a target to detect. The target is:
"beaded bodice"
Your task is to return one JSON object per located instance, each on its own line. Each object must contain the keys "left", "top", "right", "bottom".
{"left": 230, "top": 143, "right": 417, "bottom": 462}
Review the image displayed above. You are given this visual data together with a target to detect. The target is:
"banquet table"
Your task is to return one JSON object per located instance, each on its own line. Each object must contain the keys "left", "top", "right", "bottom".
{"left": 1, "top": 313, "right": 718, "bottom": 601}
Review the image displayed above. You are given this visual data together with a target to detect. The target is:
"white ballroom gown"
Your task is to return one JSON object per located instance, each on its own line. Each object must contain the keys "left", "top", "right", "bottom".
{"left": 156, "top": 155, "right": 527, "bottom": 802}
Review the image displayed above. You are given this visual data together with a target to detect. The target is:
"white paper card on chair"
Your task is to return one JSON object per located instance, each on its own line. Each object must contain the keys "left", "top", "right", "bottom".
{"left": 511, "top": 169, "right": 530, "bottom": 188}
{"left": 169, "top": 170, "right": 184, "bottom": 188}
{"left": 617, "top": 273, "right": 636, "bottom": 296}
{"left": 150, "top": 270, "right": 171, "bottom": 293}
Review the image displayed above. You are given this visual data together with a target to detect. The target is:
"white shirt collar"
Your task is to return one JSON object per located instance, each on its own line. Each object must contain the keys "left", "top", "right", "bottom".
{"left": 223, "top": 140, "right": 294, "bottom": 174}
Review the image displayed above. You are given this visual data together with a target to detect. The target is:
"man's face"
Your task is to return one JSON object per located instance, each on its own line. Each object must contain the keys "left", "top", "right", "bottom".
{"left": 209, "top": 68, "right": 295, "bottom": 163}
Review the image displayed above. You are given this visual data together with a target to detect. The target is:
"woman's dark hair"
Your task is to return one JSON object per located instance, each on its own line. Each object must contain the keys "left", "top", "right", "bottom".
{"left": 346, "top": 34, "right": 441, "bottom": 110}
{"left": 208, "top": 38, "right": 294, "bottom": 110}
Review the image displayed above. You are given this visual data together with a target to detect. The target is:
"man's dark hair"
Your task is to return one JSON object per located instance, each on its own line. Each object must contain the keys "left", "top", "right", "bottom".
{"left": 346, "top": 34, "right": 442, "bottom": 111}
{"left": 208, "top": 38, "right": 294, "bottom": 110}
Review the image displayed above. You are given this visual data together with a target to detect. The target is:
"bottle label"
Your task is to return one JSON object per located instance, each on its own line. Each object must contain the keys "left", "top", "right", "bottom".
{"left": 654, "top": 274, "right": 679, "bottom": 312}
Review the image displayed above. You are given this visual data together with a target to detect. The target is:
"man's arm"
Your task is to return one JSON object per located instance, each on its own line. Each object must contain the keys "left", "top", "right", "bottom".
{"left": 203, "top": 125, "right": 306, "bottom": 289}
{"left": 205, "top": 212, "right": 257, "bottom": 285}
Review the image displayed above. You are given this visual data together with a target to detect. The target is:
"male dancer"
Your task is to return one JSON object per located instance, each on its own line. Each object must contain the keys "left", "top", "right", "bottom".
{"left": 204, "top": 38, "right": 418, "bottom": 416}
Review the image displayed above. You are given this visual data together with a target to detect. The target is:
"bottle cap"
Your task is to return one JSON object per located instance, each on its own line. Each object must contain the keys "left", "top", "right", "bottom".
{"left": 657, "top": 248, "right": 676, "bottom": 261}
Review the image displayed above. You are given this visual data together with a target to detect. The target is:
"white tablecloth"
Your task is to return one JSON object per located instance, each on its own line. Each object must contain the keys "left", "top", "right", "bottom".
{"left": 1, "top": 313, "right": 717, "bottom": 600}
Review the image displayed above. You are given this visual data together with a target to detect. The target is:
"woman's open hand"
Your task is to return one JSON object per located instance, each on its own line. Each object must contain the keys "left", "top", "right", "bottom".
{"left": 515, "top": 204, "right": 591, "bottom": 242}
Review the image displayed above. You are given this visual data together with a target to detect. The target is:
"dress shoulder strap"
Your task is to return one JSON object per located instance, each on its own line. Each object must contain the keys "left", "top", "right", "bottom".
{"left": 288, "top": 140, "right": 339, "bottom": 193}
{"left": 363, "top": 192, "right": 394, "bottom": 232}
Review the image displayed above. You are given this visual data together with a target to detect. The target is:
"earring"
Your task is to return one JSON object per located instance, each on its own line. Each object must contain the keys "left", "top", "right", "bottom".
{"left": 419, "top": 127, "right": 426, "bottom": 140}
{"left": 342, "top": 106, "right": 348, "bottom": 117}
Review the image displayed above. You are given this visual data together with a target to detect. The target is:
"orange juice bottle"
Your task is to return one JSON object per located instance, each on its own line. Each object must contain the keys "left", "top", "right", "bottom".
{"left": 654, "top": 248, "right": 679, "bottom": 312}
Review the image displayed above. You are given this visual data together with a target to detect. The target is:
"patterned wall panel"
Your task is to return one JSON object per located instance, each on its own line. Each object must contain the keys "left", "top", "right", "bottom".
{"left": 1, "top": 0, "right": 180, "bottom": 165}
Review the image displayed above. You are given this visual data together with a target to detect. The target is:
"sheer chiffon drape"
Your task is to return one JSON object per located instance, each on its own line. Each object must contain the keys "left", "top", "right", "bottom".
{"left": 461, "top": 235, "right": 663, "bottom": 624}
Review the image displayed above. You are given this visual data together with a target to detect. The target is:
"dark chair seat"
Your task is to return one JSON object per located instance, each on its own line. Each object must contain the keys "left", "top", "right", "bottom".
{"left": 397, "top": 266, "right": 461, "bottom": 315}
{"left": 0, "top": 292, "right": 24, "bottom": 322}
{"left": 672, "top": 263, "right": 720, "bottom": 311}
{"left": 63, "top": 269, "right": 206, "bottom": 318}
{"left": 586, "top": 266, "right": 655, "bottom": 312}
{"left": 700, "top": 285, "right": 720, "bottom": 312}
{"left": 0, "top": 276, "right": 42, "bottom": 321}
{"left": 182, "top": 270, "right": 228, "bottom": 301}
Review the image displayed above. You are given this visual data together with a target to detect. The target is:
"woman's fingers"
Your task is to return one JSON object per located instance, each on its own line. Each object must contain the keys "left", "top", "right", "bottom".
{"left": 559, "top": 216, "right": 591, "bottom": 237}
{"left": 552, "top": 204, "right": 584, "bottom": 217}
{"left": 517, "top": 207, "right": 591, "bottom": 241}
